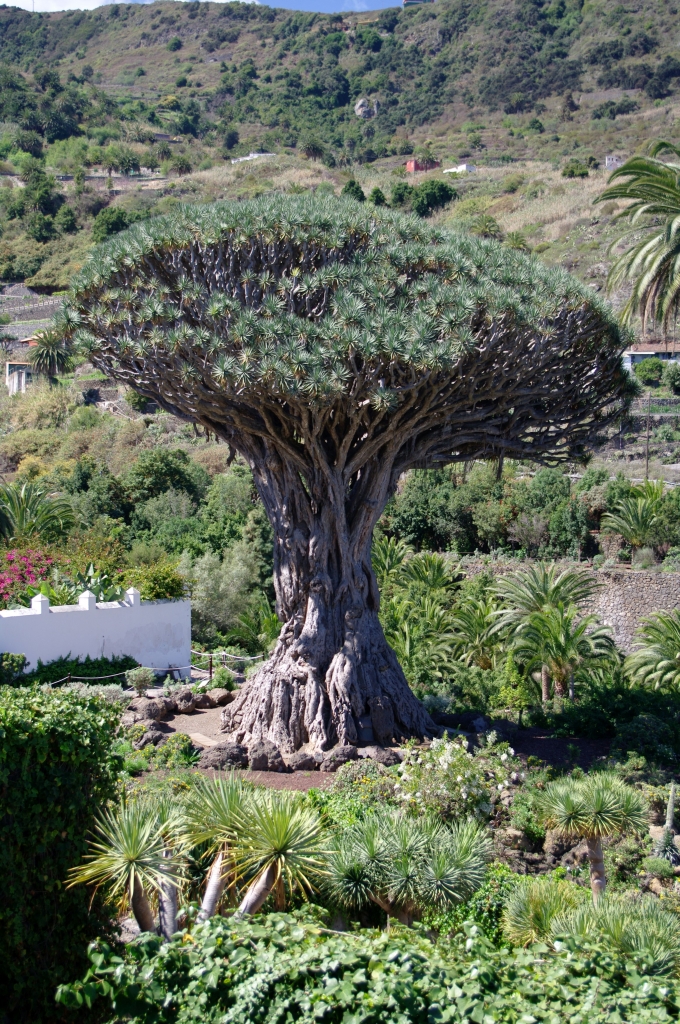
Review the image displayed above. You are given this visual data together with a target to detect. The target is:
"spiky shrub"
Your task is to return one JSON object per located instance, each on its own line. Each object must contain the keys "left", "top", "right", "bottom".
{"left": 58, "top": 194, "right": 631, "bottom": 753}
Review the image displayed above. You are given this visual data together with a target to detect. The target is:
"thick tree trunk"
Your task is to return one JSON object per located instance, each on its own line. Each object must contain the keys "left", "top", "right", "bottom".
{"left": 221, "top": 463, "right": 435, "bottom": 753}
{"left": 130, "top": 874, "right": 156, "bottom": 934}
{"left": 586, "top": 837, "right": 606, "bottom": 902}
{"left": 541, "top": 666, "right": 551, "bottom": 704}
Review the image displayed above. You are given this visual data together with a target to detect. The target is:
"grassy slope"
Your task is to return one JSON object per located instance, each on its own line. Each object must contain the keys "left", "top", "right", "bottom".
{"left": 1, "top": 0, "right": 679, "bottom": 301}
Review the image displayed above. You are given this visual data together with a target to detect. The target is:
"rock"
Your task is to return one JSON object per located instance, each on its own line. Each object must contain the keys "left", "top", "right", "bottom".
{"left": 120, "top": 710, "right": 137, "bottom": 729}
{"left": 500, "top": 790, "right": 514, "bottom": 807}
{"left": 543, "top": 829, "right": 576, "bottom": 862}
{"left": 248, "top": 739, "right": 288, "bottom": 772}
{"left": 207, "top": 688, "right": 234, "bottom": 706}
{"left": 354, "top": 97, "right": 379, "bottom": 119}
{"left": 198, "top": 742, "right": 249, "bottom": 770}
{"left": 369, "top": 695, "right": 395, "bottom": 747}
{"left": 194, "top": 692, "right": 216, "bottom": 709}
{"left": 495, "top": 827, "right": 535, "bottom": 852}
{"left": 473, "top": 715, "right": 491, "bottom": 733}
{"left": 357, "top": 745, "right": 402, "bottom": 767}
{"left": 129, "top": 697, "right": 165, "bottom": 721}
{"left": 285, "top": 751, "right": 319, "bottom": 772}
{"left": 320, "top": 745, "right": 359, "bottom": 772}
{"left": 432, "top": 710, "right": 490, "bottom": 732}
{"left": 561, "top": 840, "right": 590, "bottom": 869}
{"left": 174, "top": 689, "right": 197, "bottom": 714}
{"left": 132, "top": 720, "right": 166, "bottom": 750}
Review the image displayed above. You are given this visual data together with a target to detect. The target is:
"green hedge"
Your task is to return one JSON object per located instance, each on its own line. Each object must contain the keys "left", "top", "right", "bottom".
{"left": 58, "top": 912, "right": 679, "bottom": 1023}
{"left": 0, "top": 687, "right": 121, "bottom": 1022}
{"left": 20, "top": 653, "right": 138, "bottom": 686}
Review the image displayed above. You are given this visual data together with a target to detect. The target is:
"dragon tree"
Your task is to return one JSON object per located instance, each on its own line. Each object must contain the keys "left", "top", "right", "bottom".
{"left": 58, "top": 195, "right": 631, "bottom": 753}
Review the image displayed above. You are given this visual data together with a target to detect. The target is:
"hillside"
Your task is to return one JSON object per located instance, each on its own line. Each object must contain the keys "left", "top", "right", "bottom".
{"left": 0, "top": 0, "right": 679, "bottom": 298}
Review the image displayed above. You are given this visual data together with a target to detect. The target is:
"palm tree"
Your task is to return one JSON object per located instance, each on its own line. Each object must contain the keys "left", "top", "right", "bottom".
{"left": 626, "top": 608, "right": 680, "bottom": 690}
{"left": 512, "top": 603, "right": 617, "bottom": 700}
{"left": 67, "top": 800, "right": 182, "bottom": 934}
{"left": 596, "top": 141, "right": 680, "bottom": 333}
{"left": 451, "top": 596, "right": 500, "bottom": 670}
{"left": 226, "top": 594, "right": 281, "bottom": 656}
{"left": 382, "top": 595, "right": 458, "bottom": 690}
{"left": 185, "top": 774, "right": 248, "bottom": 921}
{"left": 29, "top": 329, "right": 73, "bottom": 380}
{"left": 371, "top": 535, "right": 412, "bottom": 592}
{"left": 234, "top": 791, "right": 328, "bottom": 916}
{"left": 327, "top": 812, "right": 491, "bottom": 927}
{"left": 0, "top": 482, "right": 75, "bottom": 543}
{"left": 493, "top": 564, "right": 602, "bottom": 701}
{"left": 600, "top": 480, "right": 664, "bottom": 551}
{"left": 538, "top": 773, "right": 647, "bottom": 900}
{"left": 396, "top": 551, "right": 462, "bottom": 596}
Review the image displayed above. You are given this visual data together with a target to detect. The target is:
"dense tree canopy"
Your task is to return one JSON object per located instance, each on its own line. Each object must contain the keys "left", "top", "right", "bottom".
{"left": 58, "top": 195, "right": 631, "bottom": 752}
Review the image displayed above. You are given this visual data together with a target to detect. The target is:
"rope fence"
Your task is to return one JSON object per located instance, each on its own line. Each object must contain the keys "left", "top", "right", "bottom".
{"left": 46, "top": 648, "right": 266, "bottom": 687}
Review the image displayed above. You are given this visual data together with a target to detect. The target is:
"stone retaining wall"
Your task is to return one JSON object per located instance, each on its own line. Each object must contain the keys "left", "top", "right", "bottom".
{"left": 462, "top": 559, "right": 680, "bottom": 651}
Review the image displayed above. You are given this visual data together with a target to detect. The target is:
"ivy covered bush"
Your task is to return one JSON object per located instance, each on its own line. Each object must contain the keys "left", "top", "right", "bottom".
{"left": 58, "top": 911, "right": 680, "bottom": 1023}
{"left": 0, "top": 687, "right": 121, "bottom": 1022}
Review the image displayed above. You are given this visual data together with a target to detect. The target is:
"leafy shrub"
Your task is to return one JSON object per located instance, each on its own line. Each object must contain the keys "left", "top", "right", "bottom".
{"left": 167, "top": 36, "right": 182, "bottom": 51}
{"left": 210, "top": 664, "right": 236, "bottom": 690}
{"left": 58, "top": 911, "right": 680, "bottom": 1022}
{"left": 643, "top": 855, "right": 675, "bottom": 878}
{"left": 411, "top": 179, "right": 456, "bottom": 216}
{"left": 121, "top": 561, "right": 186, "bottom": 600}
{"left": 341, "top": 178, "right": 365, "bottom": 202}
{"left": 22, "top": 652, "right": 138, "bottom": 686}
{"left": 0, "top": 686, "right": 121, "bottom": 1022}
{"left": 0, "top": 651, "right": 27, "bottom": 683}
{"left": 396, "top": 735, "right": 520, "bottom": 819}
{"left": 368, "top": 186, "right": 386, "bottom": 205}
{"left": 635, "top": 356, "right": 665, "bottom": 384}
{"left": 425, "top": 864, "right": 520, "bottom": 945}
{"left": 663, "top": 361, "right": 680, "bottom": 393}
{"left": 562, "top": 159, "right": 589, "bottom": 178}
{"left": 125, "top": 665, "right": 156, "bottom": 695}
{"left": 92, "top": 206, "right": 129, "bottom": 243}
{"left": 612, "top": 713, "right": 679, "bottom": 763}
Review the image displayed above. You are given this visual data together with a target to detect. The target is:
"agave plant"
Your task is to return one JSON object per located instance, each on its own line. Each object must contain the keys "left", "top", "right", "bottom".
{"left": 626, "top": 610, "right": 680, "bottom": 691}
{"left": 185, "top": 773, "right": 249, "bottom": 920}
{"left": 596, "top": 141, "right": 680, "bottom": 333}
{"left": 326, "top": 811, "right": 491, "bottom": 926}
{"left": 554, "top": 896, "right": 680, "bottom": 977}
{"left": 0, "top": 482, "right": 75, "bottom": 543}
{"left": 67, "top": 799, "right": 184, "bottom": 935}
{"left": 234, "top": 791, "right": 329, "bottom": 916}
{"left": 538, "top": 773, "right": 647, "bottom": 901}
{"left": 503, "top": 874, "right": 585, "bottom": 946}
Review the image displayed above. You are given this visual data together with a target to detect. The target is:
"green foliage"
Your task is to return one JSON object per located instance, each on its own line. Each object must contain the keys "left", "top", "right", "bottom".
{"left": 340, "top": 178, "right": 365, "bottom": 202}
{"left": 635, "top": 356, "right": 665, "bottom": 383}
{"left": 643, "top": 855, "right": 675, "bottom": 877}
{"left": 395, "top": 734, "right": 520, "bottom": 819}
{"left": 92, "top": 206, "right": 130, "bottom": 243}
{"left": 0, "top": 650, "right": 27, "bottom": 683}
{"left": 57, "top": 910, "right": 680, "bottom": 1022}
{"left": 368, "top": 186, "right": 386, "bottom": 206}
{"left": 0, "top": 481, "right": 74, "bottom": 542}
{"left": 562, "top": 159, "right": 589, "bottom": 178}
{"left": 503, "top": 874, "right": 585, "bottom": 945}
{"left": 22, "top": 652, "right": 137, "bottom": 686}
{"left": 425, "top": 864, "right": 520, "bottom": 945}
{"left": 167, "top": 36, "right": 182, "bottom": 51}
{"left": 124, "top": 449, "right": 209, "bottom": 506}
{"left": 411, "top": 179, "right": 456, "bottom": 217}
{"left": 663, "top": 361, "right": 680, "bottom": 393}
{"left": 126, "top": 665, "right": 156, "bottom": 695}
{"left": 121, "top": 561, "right": 186, "bottom": 600}
{"left": 598, "top": 142, "right": 680, "bottom": 331}
{"left": 0, "top": 686, "right": 121, "bottom": 1022}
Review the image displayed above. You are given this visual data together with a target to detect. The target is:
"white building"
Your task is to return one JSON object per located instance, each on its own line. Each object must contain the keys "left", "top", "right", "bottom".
{"left": 5, "top": 361, "right": 32, "bottom": 395}
{"left": 605, "top": 155, "right": 624, "bottom": 171}
{"left": 444, "top": 163, "right": 477, "bottom": 175}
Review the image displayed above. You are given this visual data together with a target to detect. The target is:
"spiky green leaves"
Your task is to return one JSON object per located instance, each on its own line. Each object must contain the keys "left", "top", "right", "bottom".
{"left": 538, "top": 773, "right": 647, "bottom": 841}
{"left": 62, "top": 194, "right": 625, "bottom": 407}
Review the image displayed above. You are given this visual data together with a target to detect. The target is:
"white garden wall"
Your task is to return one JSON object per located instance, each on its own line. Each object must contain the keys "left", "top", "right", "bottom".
{"left": 0, "top": 588, "right": 191, "bottom": 676}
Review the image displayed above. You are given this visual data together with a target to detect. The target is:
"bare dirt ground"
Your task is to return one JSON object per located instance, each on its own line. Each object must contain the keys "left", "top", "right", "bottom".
{"left": 510, "top": 728, "right": 612, "bottom": 770}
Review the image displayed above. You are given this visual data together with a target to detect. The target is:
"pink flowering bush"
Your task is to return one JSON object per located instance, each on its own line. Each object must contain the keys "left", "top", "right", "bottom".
{"left": 0, "top": 549, "right": 54, "bottom": 607}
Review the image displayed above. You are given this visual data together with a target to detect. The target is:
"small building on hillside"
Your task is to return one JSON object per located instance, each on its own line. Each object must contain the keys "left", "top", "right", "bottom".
{"left": 623, "top": 341, "right": 680, "bottom": 372}
{"left": 605, "top": 155, "right": 625, "bottom": 170}
{"left": 444, "top": 163, "right": 477, "bottom": 174}
{"left": 405, "top": 158, "right": 441, "bottom": 173}
{"left": 5, "top": 361, "right": 32, "bottom": 395}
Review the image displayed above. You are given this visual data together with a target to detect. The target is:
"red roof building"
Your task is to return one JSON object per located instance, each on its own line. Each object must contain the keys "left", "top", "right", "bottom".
{"left": 405, "top": 158, "right": 441, "bottom": 173}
